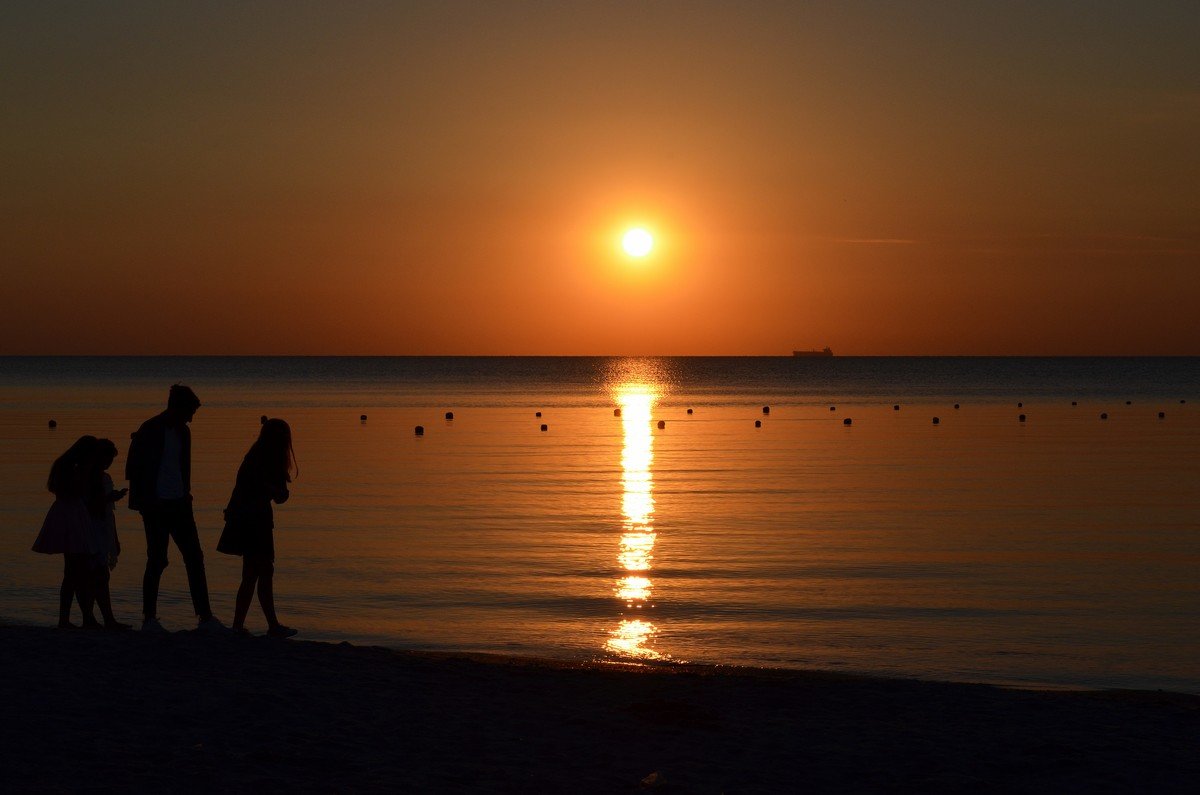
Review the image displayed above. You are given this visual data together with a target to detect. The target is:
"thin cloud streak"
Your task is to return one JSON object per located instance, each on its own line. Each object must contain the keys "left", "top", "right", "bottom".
{"left": 827, "top": 238, "right": 919, "bottom": 245}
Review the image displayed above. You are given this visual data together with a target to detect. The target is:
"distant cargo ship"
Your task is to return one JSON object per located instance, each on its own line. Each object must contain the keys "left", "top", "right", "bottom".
{"left": 793, "top": 347, "right": 834, "bottom": 357}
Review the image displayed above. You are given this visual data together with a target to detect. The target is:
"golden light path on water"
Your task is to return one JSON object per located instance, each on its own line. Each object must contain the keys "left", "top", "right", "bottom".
{"left": 605, "top": 380, "right": 663, "bottom": 660}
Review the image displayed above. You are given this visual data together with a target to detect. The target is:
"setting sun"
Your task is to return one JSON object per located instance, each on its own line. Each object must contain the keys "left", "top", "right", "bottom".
{"left": 621, "top": 227, "right": 654, "bottom": 258}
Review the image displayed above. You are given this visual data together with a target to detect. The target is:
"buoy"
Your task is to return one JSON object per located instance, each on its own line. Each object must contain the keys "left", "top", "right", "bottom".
{"left": 932, "top": 417, "right": 940, "bottom": 425}
{"left": 762, "top": 406, "right": 770, "bottom": 414}
{"left": 260, "top": 415, "right": 268, "bottom": 425}
{"left": 414, "top": 425, "right": 424, "bottom": 435}
{"left": 754, "top": 420, "right": 762, "bottom": 428}
{"left": 1017, "top": 402, "right": 1023, "bottom": 408}
{"left": 1071, "top": 401, "right": 1077, "bottom": 406}
{"left": 1125, "top": 401, "right": 1131, "bottom": 406}
{"left": 540, "top": 424, "right": 548, "bottom": 432}
{"left": 1181, "top": 400, "right": 1187, "bottom": 404}
{"left": 953, "top": 404, "right": 960, "bottom": 409}
{"left": 829, "top": 406, "right": 836, "bottom": 411}
{"left": 535, "top": 411, "right": 542, "bottom": 418}
{"left": 1158, "top": 411, "right": 1165, "bottom": 419}
{"left": 843, "top": 418, "right": 852, "bottom": 426}
{"left": 657, "top": 420, "right": 665, "bottom": 429}
{"left": 614, "top": 408, "right": 621, "bottom": 417}
{"left": 360, "top": 414, "right": 367, "bottom": 422}
{"left": 1100, "top": 413, "right": 1107, "bottom": 420}
{"left": 47, "top": 419, "right": 57, "bottom": 429}
{"left": 445, "top": 411, "right": 454, "bottom": 420}
{"left": 1019, "top": 414, "right": 1026, "bottom": 422}
{"left": 686, "top": 408, "right": 693, "bottom": 415}
{"left": 893, "top": 405, "right": 899, "bottom": 411}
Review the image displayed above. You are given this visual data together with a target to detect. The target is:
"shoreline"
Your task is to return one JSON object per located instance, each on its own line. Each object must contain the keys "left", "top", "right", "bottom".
{"left": 3, "top": 624, "right": 1197, "bottom": 792}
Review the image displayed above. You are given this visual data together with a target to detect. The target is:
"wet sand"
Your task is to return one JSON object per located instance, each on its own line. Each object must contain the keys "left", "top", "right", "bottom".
{"left": 2, "top": 624, "right": 1196, "bottom": 793}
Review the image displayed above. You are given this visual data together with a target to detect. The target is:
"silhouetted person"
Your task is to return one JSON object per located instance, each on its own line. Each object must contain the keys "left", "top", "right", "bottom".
{"left": 218, "top": 417, "right": 299, "bottom": 638}
{"left": 126, "top": 384, "right": 224, "bottom": 633}
{"left": 81, "top": 438, "right": 130, "bottom": 630}
{"left": 32, "top": 436, "right": 100, "bottom": 628}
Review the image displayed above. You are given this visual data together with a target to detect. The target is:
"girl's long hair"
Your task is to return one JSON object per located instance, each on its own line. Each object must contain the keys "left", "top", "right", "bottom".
{"left": 47, "top": 435, "right": 99, "bottom": 498}
{"left": 249, "top": 418, "right": 297, "bottom": 482}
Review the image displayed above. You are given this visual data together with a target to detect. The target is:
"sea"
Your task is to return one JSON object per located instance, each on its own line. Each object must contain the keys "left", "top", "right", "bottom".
{"left": 1, "top": 356, "right": 1197, "bottom": 692}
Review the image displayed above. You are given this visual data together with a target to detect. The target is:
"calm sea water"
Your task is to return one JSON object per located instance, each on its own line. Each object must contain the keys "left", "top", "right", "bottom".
{"left": 2, "top": 357, "right": 1197, "bottom": 692}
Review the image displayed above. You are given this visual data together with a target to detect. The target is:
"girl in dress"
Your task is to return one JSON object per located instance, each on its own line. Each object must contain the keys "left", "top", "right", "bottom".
{"left": 218, "top": 417, "right": 298, "bottom": 637}
{"left": 33, "top": 436, "right": 101, "bottom": 628}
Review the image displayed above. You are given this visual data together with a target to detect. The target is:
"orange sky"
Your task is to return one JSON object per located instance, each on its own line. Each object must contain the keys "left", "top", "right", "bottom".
{"left": 2, "top": 3, "right": 1197, "bottom": 355}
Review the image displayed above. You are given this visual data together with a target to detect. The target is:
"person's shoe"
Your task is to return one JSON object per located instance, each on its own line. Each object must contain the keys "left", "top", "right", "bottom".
{"left": 233, "top": 626, "right": 252, "bottom": 637}
{"left": 266, "top": 624, "right": 298, "bottom": 639}
{"left": 195, "top": 616, "right": 232, "bottom": 635}
{"left": 104, "top": 621, "right": 132, "bottom": 632}
{"left": 141, "top": 617, "right": 169, "bottom": 634}
{"left": 57, "top": 621, "right": 78, "bottom": 630}
{"left": 81, "top": 618, "right": 103, "bottom": 630}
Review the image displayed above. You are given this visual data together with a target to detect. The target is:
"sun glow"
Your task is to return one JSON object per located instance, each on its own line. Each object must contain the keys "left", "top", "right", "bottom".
{"left": 621, "top": 227, "right": 654, "bottom": 257}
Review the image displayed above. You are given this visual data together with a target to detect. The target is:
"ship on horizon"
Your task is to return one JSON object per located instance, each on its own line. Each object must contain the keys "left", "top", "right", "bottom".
{"left": 793, "top": 347, "right": 834, "bottom": 357}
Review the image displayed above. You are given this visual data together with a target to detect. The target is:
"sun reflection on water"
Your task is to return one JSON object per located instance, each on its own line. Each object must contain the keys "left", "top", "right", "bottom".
{"left": 605, "top": 377, "right": 665, "bottom": 660}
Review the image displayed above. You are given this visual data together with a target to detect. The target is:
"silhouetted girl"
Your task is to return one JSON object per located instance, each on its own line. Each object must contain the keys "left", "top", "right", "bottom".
{"left": 33, "top": 436, "right": 101, "bottom": 628}
{"left": 84, "top": 439, "right": 130, "bottom": 630}
{"left": 218, "top": 417, "right": 298, "bottom": 637}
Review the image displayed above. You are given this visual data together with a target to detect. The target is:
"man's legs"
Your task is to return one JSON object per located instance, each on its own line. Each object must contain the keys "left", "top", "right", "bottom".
{"left": 167, "top": 501, "right": 214, "bottom": 621}
{"left": 141, "top": 507, "right": 171, "bottom": 620}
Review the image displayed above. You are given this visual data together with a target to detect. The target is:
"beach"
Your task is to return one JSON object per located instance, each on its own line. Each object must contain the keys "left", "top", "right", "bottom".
{"left": 3, "top": 624, "right": 1197, "bottom": 793}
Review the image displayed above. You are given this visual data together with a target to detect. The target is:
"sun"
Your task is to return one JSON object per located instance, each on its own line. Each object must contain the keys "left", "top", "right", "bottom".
{"left": 621, "top": 227, "right": 654, "bottom": 258}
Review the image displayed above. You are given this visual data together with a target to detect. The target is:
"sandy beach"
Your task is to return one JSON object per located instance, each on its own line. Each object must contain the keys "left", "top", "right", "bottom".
{"left": 2, "top": 624, "right": 1196, "bottom": 793}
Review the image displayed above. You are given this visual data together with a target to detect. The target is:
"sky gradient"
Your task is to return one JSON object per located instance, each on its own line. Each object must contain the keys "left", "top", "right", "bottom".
{"left": 2, "top": 1, "right": 1197, "bottom": 355}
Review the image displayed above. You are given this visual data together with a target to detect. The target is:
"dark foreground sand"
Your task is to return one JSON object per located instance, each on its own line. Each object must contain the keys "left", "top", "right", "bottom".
{"left": 2, "top": 625, "right": 1196, "bottom": 793}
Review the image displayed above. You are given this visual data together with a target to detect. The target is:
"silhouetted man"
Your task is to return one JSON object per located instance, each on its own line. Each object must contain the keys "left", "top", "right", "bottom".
{"left": 126, "top": 384, "right": 224, "bottom": 633}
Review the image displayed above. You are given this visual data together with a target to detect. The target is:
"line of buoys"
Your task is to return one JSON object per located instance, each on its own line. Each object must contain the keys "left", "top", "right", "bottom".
{"left": 360, "top": 414, "right": 367, "bottom": 422}
{"left": 395, "top": 400, "right": 1182, "bottom": 444}
{"left": 48, "top": 419, "right": 57, "bottom": 429}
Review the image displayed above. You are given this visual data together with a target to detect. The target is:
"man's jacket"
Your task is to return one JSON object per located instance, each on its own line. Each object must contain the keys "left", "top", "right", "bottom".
{"left": 125, "top": 412, "right": 191, "bottom": 512}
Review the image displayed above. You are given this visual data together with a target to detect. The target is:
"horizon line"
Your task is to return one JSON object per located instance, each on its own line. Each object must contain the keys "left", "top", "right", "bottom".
{"left": 2, "top": 353, "right": 1198, "bottom": 359}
